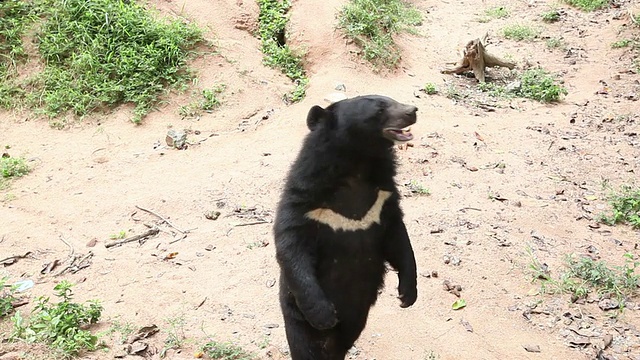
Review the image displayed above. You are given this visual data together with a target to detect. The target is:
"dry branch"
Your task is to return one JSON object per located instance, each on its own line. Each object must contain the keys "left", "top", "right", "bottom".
{"left": 441, "top": 34, "right": 515, "bottom": 83}
{"left": 105, "top": 227, "right": 160, "bottom": 248}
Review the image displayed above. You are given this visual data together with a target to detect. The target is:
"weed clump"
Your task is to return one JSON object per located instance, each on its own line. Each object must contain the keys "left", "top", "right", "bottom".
{"left": 202, "top": 340, "right": 256, "bottom": 360}
{"left": 516, "top": 68, "right": 567, "bottom": 102}
{"left": 337, "top": 0, "right": 422, "bottom": 69}
{"left": 257, "top": 0, "right": 308, "bottom": 103}
{"left": 502, "top": 24, "right": 540, "bottom": 41}
{"left": 599, "top": 185, "right": 640, "bottom": 229}
{"left": 11, "top": 281, "right": 103, "bottom": 357}
{"left": 1, "top": 156, "right": 30, "bottom": 178}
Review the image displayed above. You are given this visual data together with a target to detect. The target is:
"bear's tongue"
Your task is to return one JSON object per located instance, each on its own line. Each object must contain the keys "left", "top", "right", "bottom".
{"left": 387, "top": 128, "right": 413, "bottom": 142}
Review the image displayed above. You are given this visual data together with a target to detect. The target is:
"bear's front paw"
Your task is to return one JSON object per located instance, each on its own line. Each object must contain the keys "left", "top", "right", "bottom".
{"left": 304, "top": 300, "right": 338, "bottom": 330}
{"left": 398, "top": 282, "right": 417, "bottom": 308}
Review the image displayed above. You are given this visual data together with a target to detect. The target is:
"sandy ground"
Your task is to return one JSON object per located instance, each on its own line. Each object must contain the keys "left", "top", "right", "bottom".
{"left": 1, "top": 0, "right": 640, "bottom": 359}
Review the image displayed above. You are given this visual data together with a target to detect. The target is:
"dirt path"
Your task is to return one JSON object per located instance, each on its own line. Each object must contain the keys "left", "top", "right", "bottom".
{"left": 1, "top": 0, "right": 639, "bottom": 359}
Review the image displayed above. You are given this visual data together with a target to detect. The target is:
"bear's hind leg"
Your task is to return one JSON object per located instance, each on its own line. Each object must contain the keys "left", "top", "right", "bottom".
{"left": 284, "top": 316, "right": 347, "bottom": 360}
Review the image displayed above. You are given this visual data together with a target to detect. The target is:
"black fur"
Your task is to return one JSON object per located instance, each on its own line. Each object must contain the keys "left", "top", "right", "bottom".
{"left": 274, "top": 95, "right": 419, "bottom": 359}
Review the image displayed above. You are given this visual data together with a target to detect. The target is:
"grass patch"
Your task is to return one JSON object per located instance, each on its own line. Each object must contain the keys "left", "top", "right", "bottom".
{"left": 530, "top": 251, "right": 640, "bottom": 303}
{"left": 517, "top": 68, "right": 567, "bottom": 102}
{"left": 545, "top": 37, "right": 564, "bottom": 49}
{"left": 599, "top": 185, "right": 640, "bottom": 228}
{"left": 611, "top": 39, "right": 632, "bottom": 48}
{"left": 485, "top": 6, "right": 509, "bottom": 19}
{"left": 502, "top": 24, "right": 540, "bottom": 41}
{"left": 202, "top": 340, "right": 255, "bottom": 360}
{"left": 11, "top": 281, "right": 103, "bottom": 357}
{"left": 1, "top": 0, "right": 204, "bottom": 124}
{"left": 541, "top": 9, "right": 561, "bottom": 22}
{"left": 257, "top": 0, "right": 308, "bottom": 103}
{"left": 337, "top": 0, "right": 422, "bottom": 69}
{"left": 563, "top": 0, "right": 608, "bottom": 11}
{"left": 161, "top": 315, "right": 187, "bottom": 357}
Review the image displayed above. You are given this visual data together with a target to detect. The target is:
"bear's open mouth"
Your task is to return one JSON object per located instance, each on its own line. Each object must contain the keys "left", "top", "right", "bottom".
{"left": 383, "top": 127, "right": 413, "bottom": 142}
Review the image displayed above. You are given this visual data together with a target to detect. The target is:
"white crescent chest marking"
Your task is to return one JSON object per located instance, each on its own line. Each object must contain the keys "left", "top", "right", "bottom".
{"left": 305, "top": 190, "right": 393, "bottom": 232}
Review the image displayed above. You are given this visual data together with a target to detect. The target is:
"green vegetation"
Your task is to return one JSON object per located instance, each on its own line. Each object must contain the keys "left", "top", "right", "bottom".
{"left": 546, "top": 37, "right": 564, "bottom": 49}
{"left": 563, "top": 0, "right": 608, "bottom": 12}
{"left": 257, "top": 0, "right": 308, "bottom": 103}
{"left": 485, "top": 6, "right": 509, "bottom": 19}
{"left": 423, "top": 83, "right": 438, "bottom": 95}
{"left": 502, "top": 24, "right": 540, "bottom": 41}
{"left": 611, "top": 39, "right": 632, "bottom": 48}
{"left": 541, "top": 9, "right": 561, "bottom": 22}
{"left": 179, "top": 84, "right": 226, "bottom": 118}
{"left": 599, "top": 185, "right": 640, "bottom": 228}
{"left": 1, "top": 156, "right": 30, "bottom": 179}
{"left": 406, "top": 180, "right": 430, "bottom": 195}
{"left": 11, "top": 281, "right": 103, "bottom": 357}
{"left": 476, "top": 68, "right": 567, "bottom": 103}
{"left": 202, "top": 340, "right": 256, "bottom": 360}
{"left": 0, "top": 277, "right": 18, "bottom": 317}
{"left": 517, "top": 68, "right": 567, "bottom": 102}
{"left": 109, "top": 230, "right": 127, "bottom": 240}
{"left": 161, "top": 315, "right": 187, "bottom": 356}
{"left": 337, "top": 0, "right": 422, "bottom": 69}
{"left": 0, "top": 0, "right": 204, "bottom": 124}
{"left": 530, "top": 252, "right": 640, "bottom": 303}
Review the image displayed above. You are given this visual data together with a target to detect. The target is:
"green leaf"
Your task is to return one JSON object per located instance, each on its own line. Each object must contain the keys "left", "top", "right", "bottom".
{"left": 452, "top": 299, "right": 467, "bottom": 310}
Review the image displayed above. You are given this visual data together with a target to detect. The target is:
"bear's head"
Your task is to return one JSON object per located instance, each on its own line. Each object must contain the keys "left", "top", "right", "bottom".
{"left": 306, "top": 95, "right": 417, "bottom": 151}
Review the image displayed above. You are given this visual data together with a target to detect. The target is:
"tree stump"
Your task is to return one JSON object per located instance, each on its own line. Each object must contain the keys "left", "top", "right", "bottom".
{"left": 441, "top": 34, "right": 516, "bottom": 83}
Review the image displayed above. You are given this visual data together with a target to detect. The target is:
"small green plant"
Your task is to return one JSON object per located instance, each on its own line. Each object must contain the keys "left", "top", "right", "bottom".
{"left": 563, "top": 0, "right": 608, "bottom": 11}
{"left": 337, "top": 0, "right": 422, "bottom": 69}
{"left": 1, "top": 156, "right": 30, "bottom": 178}
{"left": 546, "top": 37, "right": 564, "bottom": 49}
{"left": 423, "top": 83, "right": 438, "bottom": 95}
{"left": 1, "top": 277, "right": 18, "bottom": 317}
{"left": 201, "top": 85, "right": 226, "bottom": 111}
{"left": 540, "top": 9, "right": 561, "bottom": 22}
{"left": 11, "top": 281, "right": 103, "bottom": 357}
{"left": 202, "top": 339, "right": 255, "bottom": 360}
{"left": 161, "top": 315, "right": 187, "bottom": 357}
{"left": 257, "top": 0, "right": 308, "bottom": 103}
{"left": 406, "top": 180, "right": 430, "bottom": 195}
{"left": 502, "top": 24, "right": 540, "bottom": 41}
{"left": 516, "top": 68, "right": 567, "bottom": 102}
{"left": 599, "top": 185, "right": 640, "bottom": 228}
{"left": 611, "top": 39, "right": 632, "bottom": 48}
{"left": 485, "top": 6, "right": 509, "bottom": 19}
{"left": 109, "top": 230, "right": 127, "bottom": 240}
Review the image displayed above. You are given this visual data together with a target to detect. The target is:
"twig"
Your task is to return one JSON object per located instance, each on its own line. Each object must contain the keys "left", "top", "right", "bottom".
{"left": 105, "top": 227, "right": 160, "bottom": 249}
{"left": 59, "top": 235, "right": 75, "bottom": 258}
{"left": 169, "top": 233, "right": 188, "bottom": 244}
{"left": 459, "top": 207, "right": 482, "bottom": 212}
{"left": 0, "top": 251, "right": 32, "bottom": 266}
{"left": 135, "top": 205, "right": 186, "bottom": 234}
{"left": 233, "top": 220, "right": 269, "bottom": 227}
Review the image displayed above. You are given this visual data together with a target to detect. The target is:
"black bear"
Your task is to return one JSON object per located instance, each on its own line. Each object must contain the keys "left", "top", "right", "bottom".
{"left": 273, "top": 95, "right": 419, "bottom": 359}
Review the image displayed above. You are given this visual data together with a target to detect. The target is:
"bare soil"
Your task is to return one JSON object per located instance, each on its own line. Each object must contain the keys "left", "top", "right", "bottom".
{"left": 1, "top": 0, "right": 640, "bottom": 359}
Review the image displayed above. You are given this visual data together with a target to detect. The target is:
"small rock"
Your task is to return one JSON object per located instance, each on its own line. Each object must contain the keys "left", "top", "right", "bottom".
{"left": 166, "top": 129, "right": 188, "bottom": 150}
{"left": 324, "top": 92, "right": 348, "bottom": 104}
{"left": 523, "top": 344, "right": 541, "bottom": 353}
{"left": 431, "top": 270, "right": 438, "bottom": 278}
{"left": 264, "top": 323, "right": 279, "bottom": 329}
{"left": 205, "top": 211, "right": 221, "bottom": 220}
{"left": 506, "top": 81, "right": 521, "bottom": 93}
{"left": 86, "top": 238, "right": 98, "bottom": 247}
{"left": 205, "top": 244, "right": 216, "bottom": 251}
{"left": 334, "top": 83, "right": 346, "bottom": 92}
{"left": 598, "top": 298, "right": 619, "bottom": 311}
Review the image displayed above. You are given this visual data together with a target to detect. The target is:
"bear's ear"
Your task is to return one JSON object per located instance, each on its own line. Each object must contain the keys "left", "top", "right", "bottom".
{"left": 306, "top": 105, "right": 332, "bottom": 131}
